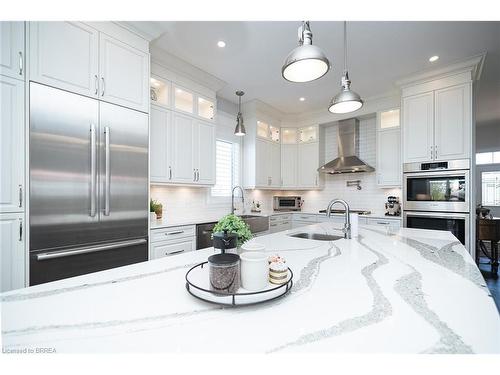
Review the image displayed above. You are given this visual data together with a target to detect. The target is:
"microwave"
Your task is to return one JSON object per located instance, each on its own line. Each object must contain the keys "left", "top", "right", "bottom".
{"left": 273, "top": 196, "right": 302, "bottom": 211}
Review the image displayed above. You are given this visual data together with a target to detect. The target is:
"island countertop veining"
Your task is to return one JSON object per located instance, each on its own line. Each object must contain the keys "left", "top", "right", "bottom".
{"left": 1, "top": 223, "right": 499, "bottom": 353}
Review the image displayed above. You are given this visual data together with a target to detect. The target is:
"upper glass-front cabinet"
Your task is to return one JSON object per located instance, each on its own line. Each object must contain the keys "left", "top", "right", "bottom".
{"left": 174, "top": 86, "right": 194, "bottom": 114}
{"left": 281, "top": 128, "right": 298, "bottom": 144}
{"left": 198, "top": 97, "right": 215, "bottom": 120}
{"left": 299, "top": 125, "right": 318, "bottom": 143}
{"left": 257, "top": 121, "right": 269, "bottom": 139}
{"left": 150, "top": 77, "right": 170, "bottom": 107}
{"left": 270, "top": 126, "right": 280, "bottom": 142}
{"left": 379, "top": 109, "right": 400, "bottom": 130}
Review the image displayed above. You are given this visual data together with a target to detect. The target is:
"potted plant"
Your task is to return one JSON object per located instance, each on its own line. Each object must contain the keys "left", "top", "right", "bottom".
{"left": 212, "top": 214, "right": 252, "bottom": 248}
{"left": 150, "top": 199, "right": 163, "bottom": 221}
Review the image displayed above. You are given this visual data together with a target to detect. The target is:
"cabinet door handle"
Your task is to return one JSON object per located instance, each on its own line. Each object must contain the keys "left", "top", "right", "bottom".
{"left": 435, "top": 145, "right": 438, "bottom": 159}
{"left": 196, "top": 169, "right": 199, "bottom": 181}
{"left": 19, "top": 219, "right": 23, "bottom": 242}
{"left": 101, "top": 77, "right": 105, "bottom": 96}
{"left": 169, "top": 166, "right": 172, "bottom": 180}
{"left": 166, "top": 231, "right": 184, "bottom": 236}
{"left": 18, "top": 185, "right": 23, "bottom": 208}
{"left": 18, "top": 51, "right": 23, "bottom": 76}
{"left": 94, "top": 75, "right": 99, "bottom": 95}
{"left": 193, "top": 169, "right": 196, "bottom": 181}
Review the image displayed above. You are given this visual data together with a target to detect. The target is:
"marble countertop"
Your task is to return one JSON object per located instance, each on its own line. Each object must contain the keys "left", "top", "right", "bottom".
{"left": 151, "top": 210, "right": 401, "bottom": 229}
{"left": 2, "top": 223, "right": 498, "bottom": 353}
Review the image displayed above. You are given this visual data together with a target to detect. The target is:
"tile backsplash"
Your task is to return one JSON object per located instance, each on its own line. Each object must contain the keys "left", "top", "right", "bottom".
{"left": 151, "top": 116, "right": 401, "bottom": 221}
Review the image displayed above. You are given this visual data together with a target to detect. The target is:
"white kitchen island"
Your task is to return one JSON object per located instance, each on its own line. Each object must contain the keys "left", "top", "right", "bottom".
{"left": 1, "top": 223, "right": 499, "bottom": 353}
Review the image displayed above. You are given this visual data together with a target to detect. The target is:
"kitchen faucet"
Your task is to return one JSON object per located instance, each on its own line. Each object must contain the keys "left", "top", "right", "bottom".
{"left": 326, "top": 199, "right": 351, "bottom": 239}
{"left": 231, "top": 186, "right": 245, "bottom": 215}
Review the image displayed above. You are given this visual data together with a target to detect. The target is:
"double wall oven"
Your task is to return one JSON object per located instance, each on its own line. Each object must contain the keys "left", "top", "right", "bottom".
{"left": 403, "top": 159, "right": 470, "bottom": 249}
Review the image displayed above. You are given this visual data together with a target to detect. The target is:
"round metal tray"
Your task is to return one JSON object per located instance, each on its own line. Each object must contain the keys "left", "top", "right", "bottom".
{"left": 185, "top": 262, "right": 293, "bottom": 306}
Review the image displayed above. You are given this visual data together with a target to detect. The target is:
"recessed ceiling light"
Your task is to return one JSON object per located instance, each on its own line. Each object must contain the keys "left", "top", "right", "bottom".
{"left": 217, "top": 41, "right": 226, "bottom": 48}
{"left": 299, "top": 97, "right": 306, "bottom": 101}
{"left": 429, "top": 55, "right": 439, "bottom": 62}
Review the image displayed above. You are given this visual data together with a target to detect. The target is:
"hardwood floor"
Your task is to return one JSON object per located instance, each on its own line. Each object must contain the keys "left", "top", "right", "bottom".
{"left": 479, "top": 257, "right": 500, "bottom": 312}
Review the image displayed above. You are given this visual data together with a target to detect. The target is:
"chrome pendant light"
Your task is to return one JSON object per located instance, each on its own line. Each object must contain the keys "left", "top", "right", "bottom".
{"left": 234, "top": 90, "right": 246, "bottom": 136}
{"left": 282, "top": 21, "right": 330, "bottom": 83}
{"left": 329, "top": 22, "right": 363, "bottom": 114}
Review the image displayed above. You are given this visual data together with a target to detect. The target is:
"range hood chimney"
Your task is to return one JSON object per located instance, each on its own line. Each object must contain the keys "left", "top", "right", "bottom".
{"left": 318, "top": 118, "right": 375, "bottom": 174}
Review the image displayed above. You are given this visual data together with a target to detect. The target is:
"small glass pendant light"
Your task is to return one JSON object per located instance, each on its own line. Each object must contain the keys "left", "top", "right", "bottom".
{"left": 329, "top": 21, "right": 363, "bottom": 114}
{"left": 234, "top": 91, "right": 246, "bottom": 136}
{"left": 282, "top": 21, "right": 330, "bottom": 83}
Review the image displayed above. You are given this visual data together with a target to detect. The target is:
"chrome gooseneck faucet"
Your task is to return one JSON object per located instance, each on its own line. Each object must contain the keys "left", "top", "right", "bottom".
{"left": 231, "top": 186, "right": 245, "bottom": 214}
{"left": 326, "top": 199, "right": 351, "bottom": 239}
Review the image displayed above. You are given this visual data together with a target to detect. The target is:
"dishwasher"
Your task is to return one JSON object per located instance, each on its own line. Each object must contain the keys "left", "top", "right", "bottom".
{"left": 196, "top": 222, "right": 218, "bottom": 250}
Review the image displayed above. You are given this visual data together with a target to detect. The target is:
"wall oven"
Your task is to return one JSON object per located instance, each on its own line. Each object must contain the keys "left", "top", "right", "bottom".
{"left": 403, "top": 211, "right": 469, "bottom": 248}
{"left": 273, "top": 196, "right": 302, "bottom": 211}
{"left": 403, "top": 159, "right": 469, "bottom": 213}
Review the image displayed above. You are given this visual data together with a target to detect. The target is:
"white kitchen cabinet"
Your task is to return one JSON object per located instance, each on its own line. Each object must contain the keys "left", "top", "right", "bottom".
{"left": 1, "top": 76, "right": 24, "bottom": 213}
{"left": 269, "top": 141, "right": 281, "bottom": 188}
{"left": 99, "top": 33, "right": 149, "bottom": 112}
{"left": 1, "top": 21, "right": 25, "bottom": 80}
{"left": 299, "top": 126, "right": 318, "bottom": 143}
{"left": 297, "top": 141, "right": 320, "bottom": 188}
{"left": 281, "top": 144, "right": 298, "bottom": 188}
{"left": 194, "top": 120, "right": 216, "bottom": 184}
{"left": 174, "top": 85, "right": 194, "bottom": 114}
{"left": 269, "top": 214, "right": 292, "bottom": 233}
{"left": 366, "top": 218, "right": 401, "bottom": 232}
{"left": 402, "top": 92, "right": 434, "bottom": 163}
{"left": 0, "top": 213, "right": 25, "bottom": 292}
{"left": 197, "top": 96, "right": 215, "bottom": 120}
{"left": 171, "top": 113, "right": 196, "bottom": 183}
{"left": 434, "top": 84, "right": 471, "bottom": 161}
{"left": 150, "top": 105, "right": 172, "bottom": 182}
{"left": 151, "top": 239, "right": 195, "bottom": 259}
{"left": 402, "top": 79, "right": 472, "bottom": 164}
{"left": 29, "top": 22, "right": 99, "bottom": 98}
{"left": 254, "top": 138, "right": 280, "bottom": 188}
{"left": 376, "top": 109, "right": 401, "bottom": 187}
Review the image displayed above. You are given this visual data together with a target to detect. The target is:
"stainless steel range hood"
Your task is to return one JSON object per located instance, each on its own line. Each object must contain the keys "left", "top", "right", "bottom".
{"left": 318, "top": 118, "right": 375, "bottom": 174}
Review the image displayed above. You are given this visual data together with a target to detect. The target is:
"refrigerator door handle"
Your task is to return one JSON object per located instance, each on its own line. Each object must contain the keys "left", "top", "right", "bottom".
{"left": 36, "top": 239, "right": 147, "bottom": 261}
{"left": 104, "top": 126, "right": 111, "bottom": 216}
{"left": 90, "top": 124, "right": 97, "bottom": 217}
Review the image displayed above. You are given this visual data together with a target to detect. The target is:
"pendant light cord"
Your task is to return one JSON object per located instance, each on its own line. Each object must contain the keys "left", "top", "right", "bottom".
{"left": 343, "top": 21, "right": 347, "bottom": 73}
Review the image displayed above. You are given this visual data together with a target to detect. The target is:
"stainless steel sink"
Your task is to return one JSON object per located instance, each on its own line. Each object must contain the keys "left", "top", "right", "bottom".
{"left": 288, "top": 232, "right": 344, "bottom": 241}
{"left": 238, "top": 215, "right": 269, "bottom": 234}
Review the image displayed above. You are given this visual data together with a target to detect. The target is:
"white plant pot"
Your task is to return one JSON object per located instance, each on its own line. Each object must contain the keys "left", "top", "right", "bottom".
{"left": 150, "top": 212, "right": 157, "bottom": 222}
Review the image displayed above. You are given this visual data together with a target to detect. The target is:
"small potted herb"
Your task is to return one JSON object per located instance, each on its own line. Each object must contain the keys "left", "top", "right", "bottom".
{"left": 212, "top": 214, "right": 252, "bottom": 248}
{"left": 150, "top": 199, "right": 163, "bottom": 221}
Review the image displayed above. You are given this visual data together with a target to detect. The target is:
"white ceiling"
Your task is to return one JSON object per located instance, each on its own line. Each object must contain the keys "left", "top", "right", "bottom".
{"left": 131, "top": 21, "right": 500, "bottom": 124}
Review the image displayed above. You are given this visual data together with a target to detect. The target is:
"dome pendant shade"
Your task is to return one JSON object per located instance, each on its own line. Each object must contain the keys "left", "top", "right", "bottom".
{"left": 234, "top": 90, "right": 246, "bottom": 136}
{"left": 328, "top": 22, "right": 363, "bottom": 114}
{"left": 282, "top": 21, "right": 330, "bottom": 83}
{"left": 328, "top": 73, "right": 363, "bottom": 114}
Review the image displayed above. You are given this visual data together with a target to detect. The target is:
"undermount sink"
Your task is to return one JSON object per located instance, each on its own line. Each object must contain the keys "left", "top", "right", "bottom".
{"left": 288, "top": 232, "right": 344, "bottom": 241}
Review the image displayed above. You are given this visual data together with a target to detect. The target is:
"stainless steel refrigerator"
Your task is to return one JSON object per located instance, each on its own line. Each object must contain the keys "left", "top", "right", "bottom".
{"left": 29, "top": 83, "right": 149, "bottom": 285}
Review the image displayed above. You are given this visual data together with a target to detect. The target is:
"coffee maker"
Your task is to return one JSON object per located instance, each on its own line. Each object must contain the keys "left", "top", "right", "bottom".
{"left": 385, "top": 196, "right": 401, "bottom": 216}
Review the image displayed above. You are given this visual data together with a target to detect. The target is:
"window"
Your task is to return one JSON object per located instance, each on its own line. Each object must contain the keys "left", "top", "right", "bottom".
{"left": 476, "top": 151, "right": 500, "bottom": 165}
{"left": 481, "top": 171, "right": 500, "bottom": 206}
{"left": 211, "top": 140, "right": 240, "bottom": 197}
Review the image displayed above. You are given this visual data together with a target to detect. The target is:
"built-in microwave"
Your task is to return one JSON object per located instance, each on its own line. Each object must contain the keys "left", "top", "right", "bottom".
{"left": 273, "top": 196, "right": 302, "bottom": 211}
{"left": 403, "top": 159, "right": 469, "bottom": 213}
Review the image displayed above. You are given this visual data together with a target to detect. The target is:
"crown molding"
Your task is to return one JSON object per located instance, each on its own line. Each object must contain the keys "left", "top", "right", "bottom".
{"left": 395, "top": 53, "right": 486, "bottom": 88}
{"left": 114, "top": 21, "right": 162, "bottom": 42}
{"left": 150, "top": 45, "right": 227, "bottom": 93}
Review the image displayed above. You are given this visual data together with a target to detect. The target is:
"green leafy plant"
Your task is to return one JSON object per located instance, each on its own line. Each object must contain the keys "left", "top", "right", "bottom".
{"left": 212, "top": 214, "right": 253, "bottom": 247}
{"left": 150, "top": 199, "right": 162, "bottom": 213}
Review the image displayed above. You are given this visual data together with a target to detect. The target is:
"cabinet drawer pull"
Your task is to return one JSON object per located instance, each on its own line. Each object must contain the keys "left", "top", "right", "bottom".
{"left": 166, "top": 231, "right": 184, "bottom": 236}
{"left": 167, "top": 249, "right": 185, "bottom": 255}
{"left": 18, "top": 51, "right": 23, "bottom": 75}
{"left": 18, "top": 185, "right": 23, "bottom": 208}
{"left": 283, "top": 221, "right": 290, "bottom": 225}
{"left": 270, "top": 223, "right": 278, "bottom": 227}
{"left": 376, "top": 221, "right": 390, "bottom": 225}
{"left": 94, "top": 75, "right": 98, "bottom": 95}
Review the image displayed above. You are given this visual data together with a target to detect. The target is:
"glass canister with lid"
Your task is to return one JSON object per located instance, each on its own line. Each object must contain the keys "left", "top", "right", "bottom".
{"left": 208, "top": 253, "right": 240, "bottom": 294}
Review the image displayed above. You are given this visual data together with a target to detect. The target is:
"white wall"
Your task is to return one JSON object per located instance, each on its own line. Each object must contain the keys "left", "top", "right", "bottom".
{"left": 245, "top": 116, "right": 401, "bottom": 215}
{"left": 151, "top": 113, "right": 401, "bottom": 221}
